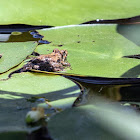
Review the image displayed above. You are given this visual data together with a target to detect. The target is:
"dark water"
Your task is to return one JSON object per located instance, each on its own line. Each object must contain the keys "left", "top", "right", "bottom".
{"left": 0, "top": 127, "right": 53, "bottom": 140}
{"left": 81, "top": 15, "right": 140, "bottom": 24}
{"left": 0, "top": 24, "right": 53, "bottom": 34}
{"left": 74, "top": 80, "right": 140, "bottom": 102}
{"left": 1, "top": 15, "right": 140, "bottom": 140}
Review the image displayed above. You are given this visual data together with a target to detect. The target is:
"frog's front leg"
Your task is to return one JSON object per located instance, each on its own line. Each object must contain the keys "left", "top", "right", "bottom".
{"left": 61, "top": 61, "right": 71, "bottom": 67}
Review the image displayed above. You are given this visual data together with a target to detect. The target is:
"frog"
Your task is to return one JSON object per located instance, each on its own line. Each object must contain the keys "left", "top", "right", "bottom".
{"left": 8, "top": 48, "right": 71, "bottom": 79}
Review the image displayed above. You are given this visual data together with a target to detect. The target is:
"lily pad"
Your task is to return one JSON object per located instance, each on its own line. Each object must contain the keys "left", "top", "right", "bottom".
{"left": 0, "top": 42, "right": 37, "bottom": 73}
{"left": 36, "top": 24, "right": 140, "bottom": 78}
{"left": 0, "top": 0, "right": 139, "bottom": 26}
{"left": 48, "top": 105, "right": 118, "bottom": 140}
{"left": 48, "top": 98, "right": 140, "bottom": 140}
{"left": 0, "top": 70, "right": 80, "bottom": 133}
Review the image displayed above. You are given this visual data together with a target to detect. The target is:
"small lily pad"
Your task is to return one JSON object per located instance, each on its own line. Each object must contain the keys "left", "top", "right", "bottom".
{"left": 0, "top": 71, "right": 80, "bottom": 132}
{"left": 0, "top": 42, "right": 37, "bottom": 73}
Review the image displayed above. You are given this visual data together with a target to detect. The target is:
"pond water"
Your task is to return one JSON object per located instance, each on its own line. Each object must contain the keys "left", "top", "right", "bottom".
{"left": 1, "top": 15, "right": 140, "bottom": 140}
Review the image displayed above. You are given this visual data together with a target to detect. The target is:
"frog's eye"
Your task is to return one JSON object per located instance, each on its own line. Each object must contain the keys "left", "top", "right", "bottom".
{"left": 57, "top": 59, "right": 60, "bottom": 62}
{"left": 53, "top": 48, "right": 59, "bottom": 53}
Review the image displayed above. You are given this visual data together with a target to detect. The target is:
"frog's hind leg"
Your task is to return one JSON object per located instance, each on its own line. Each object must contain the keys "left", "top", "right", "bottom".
{"left": 0, "top": 67, "right": 29, "bottom": 81}
{"left": 8, "top": 67, "right": 27, "bottom": 79}
{"left": 0, "top": 68, "right": 22, "bottom": 81}
{"left": 7, "top": 61, "right": 35, "bottom": 79}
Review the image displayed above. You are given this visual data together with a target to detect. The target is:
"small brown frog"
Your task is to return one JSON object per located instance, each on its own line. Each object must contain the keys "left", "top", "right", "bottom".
{"left": 8, "top": 48, "right": 71, "bottom": 78}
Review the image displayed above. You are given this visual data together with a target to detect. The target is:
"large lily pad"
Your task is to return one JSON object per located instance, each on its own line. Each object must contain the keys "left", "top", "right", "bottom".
{"left": 36, "top": 24, "right": 140, "bottom": 78}
{"left": 48, "top": 105, "right": 118, "bottom": 140}
{"left": 48, "top": 98, "right": 140, "bottom": 140}
{"left": 0, "top": 0, "right": 139, "bottom": 26}
{"left": 0, "top": 71, "right": 80, "bottom": 132}
{"left": 0, "top": 42, "right": 37, "bottom": 73}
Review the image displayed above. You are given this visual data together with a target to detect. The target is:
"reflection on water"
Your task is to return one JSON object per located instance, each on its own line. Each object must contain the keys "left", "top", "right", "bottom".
{"left": 91, "top": 84, "right": 140, "bottom": 102}
{"left": 0, "top": 31, "right": 51, "bottom": 44}
{"left": 73, "top": 81, "right": 140, "bottom": 104}
{"left": 0, "top": 32, "right": 38, "bottom": 42}
{"left": 0, "top": 34, "right": 11, "bottom": 41}
{"left": 7, "top": 32, "right": 39, "bottom": 42}
{"left": 0, "top": 24, "right": 53, "bottom": 44}
{"left": 0, "top": 24, "right": 52, "bottom": 48}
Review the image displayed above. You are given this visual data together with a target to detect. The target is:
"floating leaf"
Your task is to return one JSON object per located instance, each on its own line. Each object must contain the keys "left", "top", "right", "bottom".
{"left": 0, "top": 71, "right": 80, "bottom": 133}
{"left": 47, "top": 105, "right": 119, "bottom": 140}
{"left": 36, "top": 24, "right": 140, "bottom": 78}
{"left": 0, "top": 0, "right": 139, "bottom": 25}
{"left": 48, "top": 97, "right": 140, "bottom": 140}
{"left": 0, "top": 42, "right": 37, "bottom": 73}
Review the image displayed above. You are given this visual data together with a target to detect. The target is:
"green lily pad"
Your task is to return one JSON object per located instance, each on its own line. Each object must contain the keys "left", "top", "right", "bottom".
{"left": 0, "top": 42, "right": 37, "bottom": 73}
{"left": 48, "top": 98, "right": 140, "bottom": 140}
{"left": 0, "top": 0, "right": 139, "bottom": 26}
{"left": 36, "top": 24, "right": 140, "bottom": 78}
{"left": 47, "top": 104, "right": 119, "bottom": 140}
{"left": 0, "top": 70, "right": 80, "bottom": 132}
